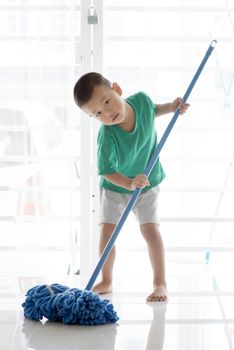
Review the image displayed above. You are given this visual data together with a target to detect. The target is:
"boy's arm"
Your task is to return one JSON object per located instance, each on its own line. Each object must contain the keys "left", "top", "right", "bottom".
{"left": 155, "top": 97, "right": 189, "bottom": 117}
{"left": 103, "top": 172, "right": 149, "bottom": 191}
{"left": 155, "top": 102, "right": 174, "bottom": 117}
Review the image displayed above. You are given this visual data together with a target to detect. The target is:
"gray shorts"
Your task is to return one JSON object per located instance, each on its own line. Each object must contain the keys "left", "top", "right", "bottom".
{"left": 99, "top": 186, "right": 160, "bottom": 226}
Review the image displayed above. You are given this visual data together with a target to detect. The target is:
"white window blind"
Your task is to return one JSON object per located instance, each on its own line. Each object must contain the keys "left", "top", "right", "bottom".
{"left": 0, "top": 0, "right": 233, "bottom": 281}
{"left": 0, "top": 0, "right": 82, "bottom": 276}
{"left": 101, "top": 0, "right": 234, "bottom": 277}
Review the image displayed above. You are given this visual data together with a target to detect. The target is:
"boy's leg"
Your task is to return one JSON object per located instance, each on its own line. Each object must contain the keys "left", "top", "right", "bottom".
{"left": 92, "top": 223, "right": 116, "bottom": 294}
{"left": 140, "top": 223, "right": 168, "bottom": 302}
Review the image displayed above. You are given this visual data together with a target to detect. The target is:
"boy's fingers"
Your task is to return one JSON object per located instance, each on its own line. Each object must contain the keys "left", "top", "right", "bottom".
{"left": 132, "top": 174, "right": 149, "bottom": 189}
{"left": 178, "top": 101, "right": 190, "bottom": 114}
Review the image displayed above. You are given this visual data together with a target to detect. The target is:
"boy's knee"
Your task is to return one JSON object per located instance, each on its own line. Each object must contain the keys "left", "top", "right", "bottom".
{"left": 100, "top": 223, "right": 116, "bottom": 237}
{"left": 140, "top": 222, "right": 160, "bottom": 230}
{"left": 140, "top": 223, "right": 160, "bottom": 238}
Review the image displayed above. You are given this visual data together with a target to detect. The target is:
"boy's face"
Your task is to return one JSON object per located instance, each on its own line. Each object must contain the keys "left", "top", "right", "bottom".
{"left": 81, "top": 83, "right": 126, "bottom": 125}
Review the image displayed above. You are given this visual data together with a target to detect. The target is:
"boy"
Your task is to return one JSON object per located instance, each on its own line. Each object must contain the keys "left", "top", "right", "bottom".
{"left": 73, "top": 72, "right": 189, "bottom": 302}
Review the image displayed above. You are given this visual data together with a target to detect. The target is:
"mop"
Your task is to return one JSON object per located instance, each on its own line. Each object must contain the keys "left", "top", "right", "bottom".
{"left": 22, "top": 40, "right": 217, "bottom": 326}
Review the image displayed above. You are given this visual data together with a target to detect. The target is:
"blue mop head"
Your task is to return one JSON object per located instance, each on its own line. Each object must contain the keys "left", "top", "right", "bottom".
{"left": 22, "top": 283, "right": 119, "bottom": 325}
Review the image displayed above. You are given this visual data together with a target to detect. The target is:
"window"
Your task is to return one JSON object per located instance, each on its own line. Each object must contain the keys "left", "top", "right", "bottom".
{"left": 102, "top": 0, "right": 234, "bottom": 279}
{"left": 0, "top": 0, "right": 233, "bottom": 283}
{"left": 0, "top": 0, "right": 81, "bottom": 276}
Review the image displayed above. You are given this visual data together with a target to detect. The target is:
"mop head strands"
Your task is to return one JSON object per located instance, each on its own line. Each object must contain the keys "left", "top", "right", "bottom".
{"left": 22, "top": 283, "right": 119, "bottom": 325}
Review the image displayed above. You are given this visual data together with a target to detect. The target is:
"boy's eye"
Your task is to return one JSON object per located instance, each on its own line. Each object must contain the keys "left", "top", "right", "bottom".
{"left": 96, "top": 111, "right": 101, "bottom": 117}
{"left": 104, "top": 99, "right": 110, "bottom": 106}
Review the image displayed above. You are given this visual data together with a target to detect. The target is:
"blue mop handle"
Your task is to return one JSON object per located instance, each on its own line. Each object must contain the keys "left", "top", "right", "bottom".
{"left": 85, "top": 40, "right": 217, "bottom": 291}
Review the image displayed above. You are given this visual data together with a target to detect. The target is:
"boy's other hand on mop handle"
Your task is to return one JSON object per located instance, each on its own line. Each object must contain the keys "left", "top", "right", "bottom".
{"left": 130, "top": 174, "right": 149, "bottom": 190}
{"left": 172, "top": 97, "right": 190, "bottom": 114}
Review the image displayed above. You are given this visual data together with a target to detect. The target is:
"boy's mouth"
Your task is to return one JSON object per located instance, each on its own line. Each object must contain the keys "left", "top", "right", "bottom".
{"left": 112, "top": 113, "right": 119, "bottom": 122}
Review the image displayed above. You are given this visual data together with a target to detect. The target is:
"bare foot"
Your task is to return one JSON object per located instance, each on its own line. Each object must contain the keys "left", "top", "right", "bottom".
{"left": 146, "top": 285, "right": 168, "bottom": 302}
{"left": 92, "top": 281, "right": 113, "bottom": 294}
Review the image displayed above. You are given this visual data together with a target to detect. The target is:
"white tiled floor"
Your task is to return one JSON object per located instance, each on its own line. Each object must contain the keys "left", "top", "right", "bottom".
{"left": 1, "top": 265, "right": 234, "bottom": 350}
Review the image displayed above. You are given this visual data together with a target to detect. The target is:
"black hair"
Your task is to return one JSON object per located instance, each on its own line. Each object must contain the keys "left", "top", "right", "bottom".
{"left": 73, "top": 72, "right": 111, "bottom": 107}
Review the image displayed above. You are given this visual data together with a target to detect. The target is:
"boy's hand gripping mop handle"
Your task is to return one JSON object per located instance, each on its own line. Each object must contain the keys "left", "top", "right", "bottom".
{"left": 86, "top": 40, "right": 217, "bottom": 291}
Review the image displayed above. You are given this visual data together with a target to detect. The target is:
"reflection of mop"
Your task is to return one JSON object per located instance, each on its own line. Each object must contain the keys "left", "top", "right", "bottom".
{"left": 22, "top": 41, "right": 217, "bottom": 326}
{"left": 205, "top": 152, "right": 234, "bottom": 264}
{"left": 22, "top": 318, "right": 117, "bottom": 350}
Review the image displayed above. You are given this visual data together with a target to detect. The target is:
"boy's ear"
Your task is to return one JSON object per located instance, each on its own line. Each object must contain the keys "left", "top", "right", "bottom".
{"left": 112, "top": 82, "right": 122, "bottom": 96}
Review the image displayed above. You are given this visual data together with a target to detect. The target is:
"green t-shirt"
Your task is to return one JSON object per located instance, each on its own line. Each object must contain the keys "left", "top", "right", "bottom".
{"left": 97, "top": 91, "right": 165, "bottom": 193}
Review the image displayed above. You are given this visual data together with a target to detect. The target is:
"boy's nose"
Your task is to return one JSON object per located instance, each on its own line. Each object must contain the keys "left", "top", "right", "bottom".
{"left": 105, "top": 110, "right": 113, "bottom": 119}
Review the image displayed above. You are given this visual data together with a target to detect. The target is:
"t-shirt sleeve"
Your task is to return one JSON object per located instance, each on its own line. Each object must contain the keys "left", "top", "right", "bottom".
{"left": 138, "top": 91, "right": 157, "bottom": 116}
{"left": 97, "top": 130, "right": 118, "bottom": 175}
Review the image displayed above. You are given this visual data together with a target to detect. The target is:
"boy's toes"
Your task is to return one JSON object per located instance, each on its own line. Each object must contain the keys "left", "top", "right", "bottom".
{"left": 146, "top": 288, "right": 168, "bottom": 302}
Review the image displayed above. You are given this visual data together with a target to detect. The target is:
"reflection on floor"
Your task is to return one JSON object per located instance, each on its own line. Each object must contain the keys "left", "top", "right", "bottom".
{"left": 1, "top": 266, "right": 234, "bottom": 350}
